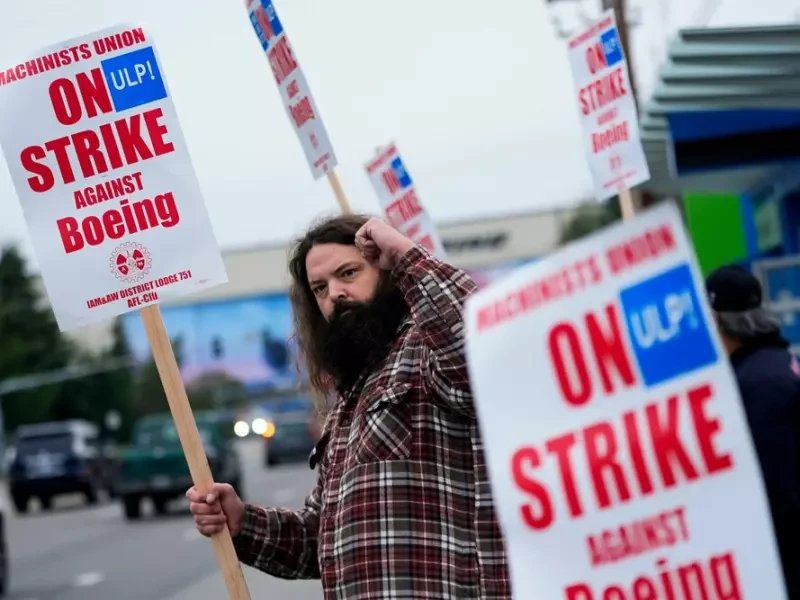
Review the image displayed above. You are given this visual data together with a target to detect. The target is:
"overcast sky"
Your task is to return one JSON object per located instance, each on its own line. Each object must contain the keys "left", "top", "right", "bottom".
{"left": 0, "top": 0, "right": 796, "bottom": 270}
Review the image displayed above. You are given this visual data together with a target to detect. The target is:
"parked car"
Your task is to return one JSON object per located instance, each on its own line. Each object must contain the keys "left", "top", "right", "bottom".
{"left": 115, "top": 411, "right": 244, "bottom": 520}
{"left": 264, "top": 409, "right": 318, "bottom": 467}
{"left": 7, "top": 420, "right": 114, "bottom": 513}
{"left": 233, "top": 404, "right": 275, "bottom": 439}
{"left": 0, "top": 488, "right": 9, "bottom": 596}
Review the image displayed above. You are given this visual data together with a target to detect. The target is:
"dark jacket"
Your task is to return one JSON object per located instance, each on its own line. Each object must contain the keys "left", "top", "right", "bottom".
{"left": 731, "top": 332, "right": 800, "bottom": 598}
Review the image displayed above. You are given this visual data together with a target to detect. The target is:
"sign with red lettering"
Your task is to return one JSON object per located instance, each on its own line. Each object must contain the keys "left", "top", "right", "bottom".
{"left": 567, "top": 10, "right": 650, "bottom": 201}
{"left": 245, "top": 0, "right": 337, "bottom": 180}
{"left": 464, "top": 201, "right": 788, "bottom": 599}
{"left": 0, "top": 24, "right": 227, "bottom": 331}
{"left": 365, "top": 142, "right": 445, "bottom": 257}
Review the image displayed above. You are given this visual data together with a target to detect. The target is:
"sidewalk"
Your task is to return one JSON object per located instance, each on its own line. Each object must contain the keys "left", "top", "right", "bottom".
{"left": 166, "top": 565, "right": 322, "bottom": 600}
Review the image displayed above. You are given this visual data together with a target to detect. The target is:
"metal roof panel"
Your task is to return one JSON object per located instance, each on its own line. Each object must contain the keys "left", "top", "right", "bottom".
{"left": 659, "top": 64, "right": 800, "bottom": 81}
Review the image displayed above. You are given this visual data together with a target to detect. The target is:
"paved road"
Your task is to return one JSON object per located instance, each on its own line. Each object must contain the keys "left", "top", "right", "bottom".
{"left": 3, "top": 439, "right": 322, "bottom": 600}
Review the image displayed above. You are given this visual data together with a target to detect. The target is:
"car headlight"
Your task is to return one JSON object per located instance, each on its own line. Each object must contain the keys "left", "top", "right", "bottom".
{"left": 233, "top": 421, "right": 250, "bottom": 437}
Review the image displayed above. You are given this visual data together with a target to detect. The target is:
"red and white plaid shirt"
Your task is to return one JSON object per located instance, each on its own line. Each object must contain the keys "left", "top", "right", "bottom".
{"left": 234, "top": 246, "right": 511, "bottom": 599}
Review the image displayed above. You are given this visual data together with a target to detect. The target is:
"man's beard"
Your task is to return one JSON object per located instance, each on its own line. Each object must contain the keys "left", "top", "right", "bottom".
{"left": 320, "top": 275, "right": 409, "bottom": 392}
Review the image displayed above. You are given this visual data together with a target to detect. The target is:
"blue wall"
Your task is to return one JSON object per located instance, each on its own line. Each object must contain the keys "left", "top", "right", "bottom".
{"left": 123, "top": 293, "right": 297, "bottom": 392}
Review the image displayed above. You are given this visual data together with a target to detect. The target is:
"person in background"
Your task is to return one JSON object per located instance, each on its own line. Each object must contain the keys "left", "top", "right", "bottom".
{"left": 706, "top": 264, "right": 800, "bottom": 598}
{"left": 187, "top": 214, "right": 511, "bottom": 599}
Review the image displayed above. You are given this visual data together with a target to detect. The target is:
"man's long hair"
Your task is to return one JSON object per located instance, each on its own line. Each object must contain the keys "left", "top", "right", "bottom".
{"left": 717, "top": 306, "right": 787, "bottom": 346}
{"left": 288, "top": 214, "right": 371, "bottom": 405}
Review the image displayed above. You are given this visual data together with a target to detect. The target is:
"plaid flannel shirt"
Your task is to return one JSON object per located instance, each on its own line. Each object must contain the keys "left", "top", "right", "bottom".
{"left": 234, "top": 246, "right": 511, "bottom": 599}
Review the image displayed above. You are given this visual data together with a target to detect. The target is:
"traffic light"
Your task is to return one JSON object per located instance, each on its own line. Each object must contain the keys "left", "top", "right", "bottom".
{"left": 261, "top": 329, "right": 289, "bottom": 370}
{"left": 211, "top": 336, "right": 224, "bottom": 359}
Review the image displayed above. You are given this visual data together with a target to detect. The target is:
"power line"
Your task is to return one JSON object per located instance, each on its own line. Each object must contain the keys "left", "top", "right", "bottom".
{"left": 0, "top": 358, "right": 135, "bottom": 396}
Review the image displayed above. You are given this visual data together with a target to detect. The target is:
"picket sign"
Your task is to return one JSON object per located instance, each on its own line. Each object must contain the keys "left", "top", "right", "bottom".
{"left": 0, "top": 24, "right": 250, "bottom": 599}
{"left": 364, "top": 142, "right": 446, "bottom": 258}
{"left": 567, "top": 9, "right": 650, "bottom": 218}
{"left": 244, "top": 0, "right": 351, "bottom": 213}
{"left": 463, "top": 201, "right": 788, "bottom": 599}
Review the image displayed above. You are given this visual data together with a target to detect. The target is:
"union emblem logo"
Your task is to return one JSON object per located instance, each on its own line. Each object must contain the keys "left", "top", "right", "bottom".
{"left": 110, "top": 242, "right": 152, "bottom": 283}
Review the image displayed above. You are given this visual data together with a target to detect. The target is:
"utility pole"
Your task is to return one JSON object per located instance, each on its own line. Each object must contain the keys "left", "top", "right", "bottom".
{"left": 602, "top": 0, "right": 640, "bottom": 107}
{"left": 602, "top": 0, "right": 645, "bottom": 211}
{"left": 0, "top": 250, "right": 5, "bottom": 465}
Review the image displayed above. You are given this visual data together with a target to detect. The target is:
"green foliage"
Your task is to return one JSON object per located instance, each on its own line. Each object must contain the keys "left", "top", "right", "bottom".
{"left": 559, "top": 196, "right": 622, "bottom": 245}
{"left": 0, "top": 246, "right": 72, "bottom": 431}
{"left": 131, "top": 335, "right": 184, "bottom": 418}
{"left": 0, "top": 246, "right": 142, "bottom": 441}
{"left": 52, "top": 318, "right": 137, "bottom": 442}
{"left": 187, "top": 371, "right": 248, "bottom": 412}
{"left": 0, "top": 245, "right": 246, "bottom": 443}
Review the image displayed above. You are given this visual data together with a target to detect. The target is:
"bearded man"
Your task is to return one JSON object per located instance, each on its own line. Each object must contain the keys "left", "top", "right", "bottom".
{"left": 187, "top": 215, "right": 511, "bottom": 599}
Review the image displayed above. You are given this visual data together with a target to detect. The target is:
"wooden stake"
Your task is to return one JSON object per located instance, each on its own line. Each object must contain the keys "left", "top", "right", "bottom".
{"left": 619, "top": 188, "right": 636, "bottom": 220}
{"left": 140, "top": 304, "right": 251, "bottom": 600}
{"left": 326, "top": 170, "right": 352, "bottom": 214}
{"left": 602, "top": 0, "right": 639, "bottom": 108}
{"left": 604, "top": 0, "right": 640, "bottom": 221}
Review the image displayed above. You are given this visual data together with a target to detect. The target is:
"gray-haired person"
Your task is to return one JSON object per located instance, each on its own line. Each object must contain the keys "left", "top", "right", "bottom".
{"left": 706, "top": 264, "right": 800, "bottom": 599}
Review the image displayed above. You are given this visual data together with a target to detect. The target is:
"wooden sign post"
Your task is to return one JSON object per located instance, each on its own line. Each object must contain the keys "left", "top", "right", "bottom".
{"left": 141, "top": 306, "right": 251, "bottom": 599}
{"left": 326, "top": 171, "right": 352, "bottom": 214}
{"left": 619, "top": 187, "right": 636, "bottom": 220}
{"left": 0, "top": 25, "right": 251, "bottom": 599}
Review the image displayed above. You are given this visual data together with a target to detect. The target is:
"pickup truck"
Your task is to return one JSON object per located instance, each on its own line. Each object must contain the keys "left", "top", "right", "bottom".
{"left": 115, "top": 411, "right": 244, "bottom": 520}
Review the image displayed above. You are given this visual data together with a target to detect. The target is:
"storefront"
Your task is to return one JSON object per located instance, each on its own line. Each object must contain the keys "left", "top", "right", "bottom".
{"left": 639, "top": 22, "right": 800, "bottom": 350}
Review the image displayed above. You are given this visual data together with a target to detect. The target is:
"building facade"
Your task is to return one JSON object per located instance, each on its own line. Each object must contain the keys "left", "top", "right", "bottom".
{"left": 639, "top": 23, "right": 800, "bottom": 353}
{"left": 61, "top": 205, "right": 596, "bottom": 392}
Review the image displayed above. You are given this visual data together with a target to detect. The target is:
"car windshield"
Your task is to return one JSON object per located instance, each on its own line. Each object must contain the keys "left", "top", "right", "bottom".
{"left": 16, "top": 432, "right": 73, "bottom": 454}
{"left": 273, "top": 421, "right": 309, "bottom": 439}
{"left": 135, "top": 421, "right": 211, "bottom": 446}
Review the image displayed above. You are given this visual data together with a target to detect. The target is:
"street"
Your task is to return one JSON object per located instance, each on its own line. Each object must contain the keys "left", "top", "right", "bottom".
{"left": 3, "top": 440, "right": 322, "bottom": 600}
